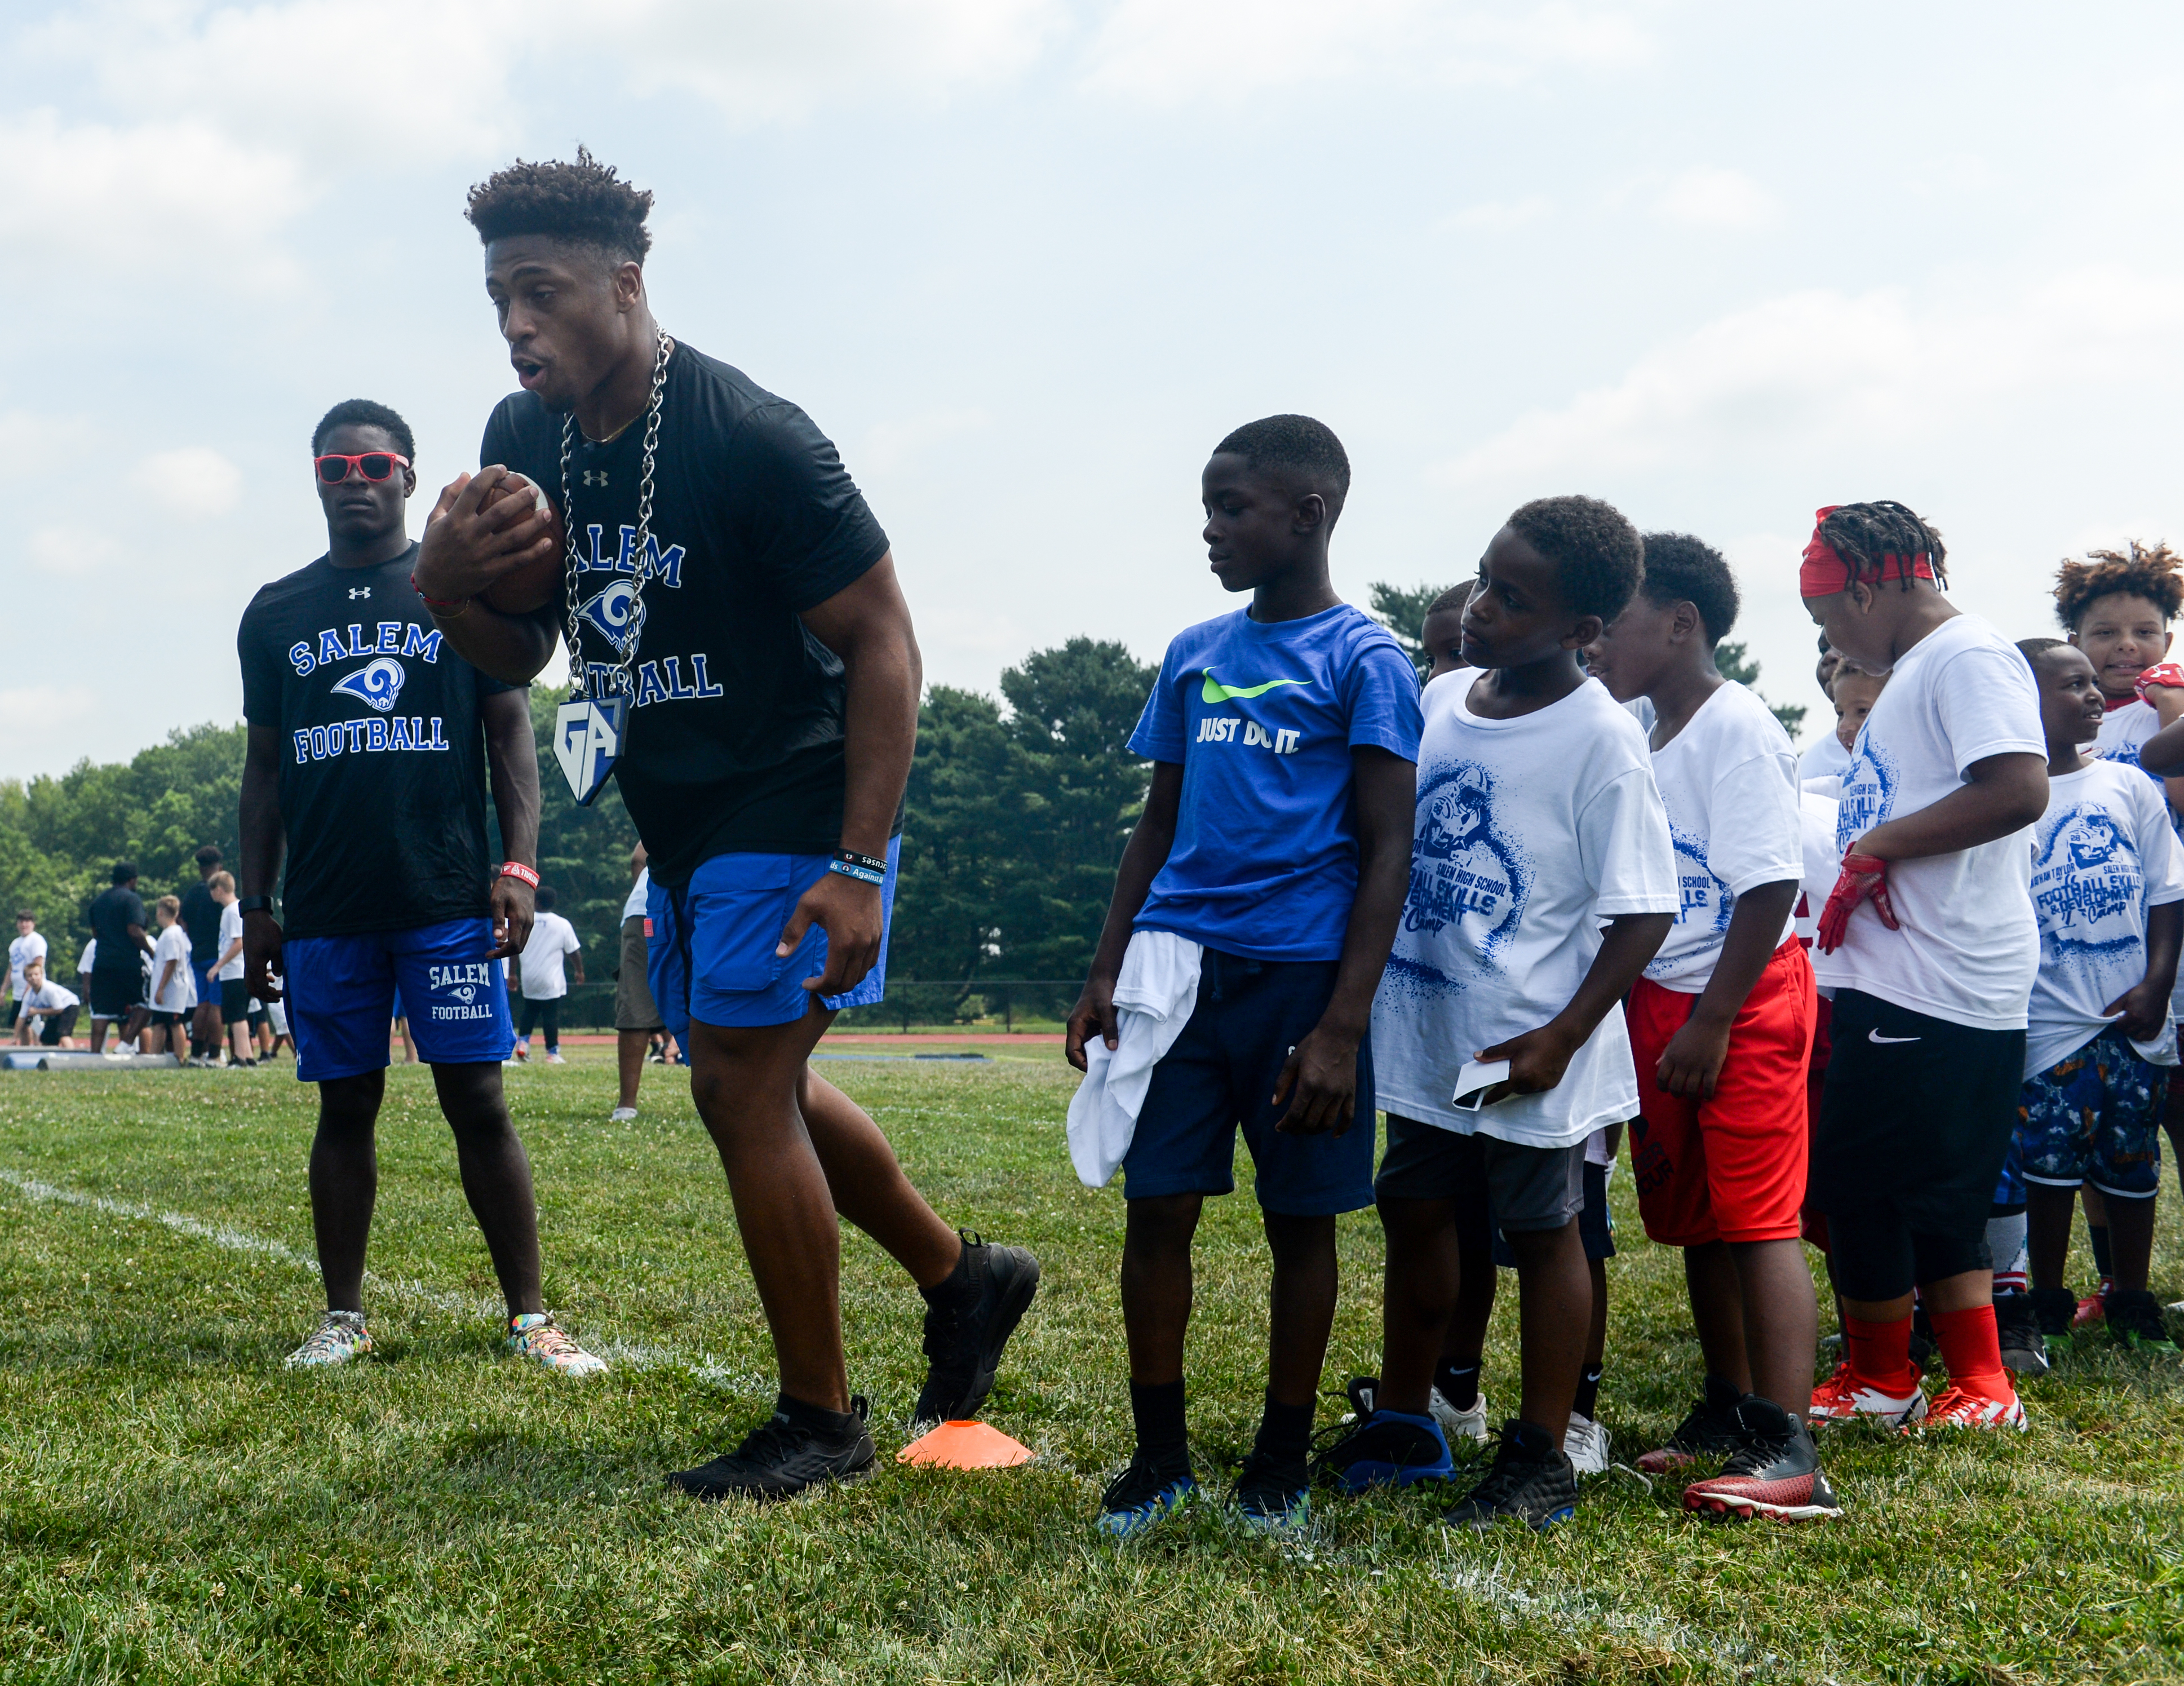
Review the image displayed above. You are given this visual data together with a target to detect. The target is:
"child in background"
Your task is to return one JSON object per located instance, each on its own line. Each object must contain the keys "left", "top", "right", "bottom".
{"left": 147, "top": 896, "right": 196, "bottom": 1056}
{"left": 1419, "top": 583, "right": 1473, "bottom": 680}
{"left": 1065, "top": 415, "right": 1420, "bottom": 1535}
{"left": 512, "top": 887, "right": 583, "bottom": 1064}
{"left": 2009, "top": 640, "right": 2181, "bottom": 1357}
{"left": 2055, "top": 541, "right": 2184, "bottom": 1324}
{"left": 1827, "top": 665, "right": 1886, "bottom": 765}
{"left": 1799, "top": 635, "right": 1853, "bottom": 784}
{"left": 1803, "top": 501, "right": 2048, "bottom": 1434}
{"left": 1326, "top": 494, "right": 1675, "bottom": 1530}
{"left": 1585, "top": 532, "right": 1832, "bottom": 1521}
{"left": 12, "top": 957, "right": 81, "bottom": 1048}
{"left": 208, "top": 871, "right": 255, "bottom": 1067}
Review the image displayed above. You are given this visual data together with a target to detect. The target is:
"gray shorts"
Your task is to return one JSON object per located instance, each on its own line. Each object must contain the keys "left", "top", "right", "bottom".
{"left": 1375, "top": 1112, "right": 1587, "bottom": 1245}
{"left": 614, "top": 916, "right": 664, "bottom": 1033}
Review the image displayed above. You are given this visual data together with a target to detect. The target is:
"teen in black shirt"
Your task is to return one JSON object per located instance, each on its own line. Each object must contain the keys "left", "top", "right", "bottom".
{"left": 414, "top": 151, "right": 1038, "bottom": 1499}
{"left": 86, "top": 864, "right": 152, "bottom": 1052}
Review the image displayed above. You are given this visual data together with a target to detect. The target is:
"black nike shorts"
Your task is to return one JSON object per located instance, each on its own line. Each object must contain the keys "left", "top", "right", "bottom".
{"left": 1808, "top": 987, "right": 2024, "bottom": 1244}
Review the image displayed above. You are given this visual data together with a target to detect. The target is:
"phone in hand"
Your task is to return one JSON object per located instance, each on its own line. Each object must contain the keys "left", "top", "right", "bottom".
{"left": 1452, "top": 1058, "right": 1514, "bottom": 1110}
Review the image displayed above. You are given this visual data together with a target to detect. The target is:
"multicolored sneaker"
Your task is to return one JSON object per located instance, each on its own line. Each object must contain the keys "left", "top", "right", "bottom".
{"left": 286, "top": 1309, "right": 373, "bottom": 1369}
{"left": 506, "top": 1312, "right": 609, "bottom": 1377}
{"left": 1443, "top": 1421, "right": 1577, "bottom": 1530}
{"left": 1563, "top": 1413, "right": 1610, "bottom": 1476}
{"left": 1682, "top": 1396, "right": 1841, "bottom": 1523}
{"left": 1917, "top": 1382, "right": 2027, "bottom": 1432}
{"left": 1638, "top": 1373, "right": 1744, "bottom": 1471}
{"left": 1233, "top": 1450, "right": 1310, "bottom": 1534}
{"left": 1096, "top": 1457, "right": 1195, "bottom": 1537}
{"left": 2105, "top": 1289, "right": 2180, "bottom": 1354}
{"left": 1809, "top": 1361, "right": 1928, "bottom": 1428}
{"left": 1311, "top": 1409, "right": 1454, "bottom": 1493}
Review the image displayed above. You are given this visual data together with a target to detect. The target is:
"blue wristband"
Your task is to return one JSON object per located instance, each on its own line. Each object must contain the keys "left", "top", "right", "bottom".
{"left": 828, "top": 859, "right": 885, "bottom": 886}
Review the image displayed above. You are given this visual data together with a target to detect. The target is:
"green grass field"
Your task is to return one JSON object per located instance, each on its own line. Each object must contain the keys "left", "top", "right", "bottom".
{"left": 2, "top": 1052, "right": 2181, "bottom": 1684}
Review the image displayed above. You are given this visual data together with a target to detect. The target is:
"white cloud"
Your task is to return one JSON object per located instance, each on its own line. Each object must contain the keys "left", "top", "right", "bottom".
{"left": 134, "top": 448, "right": 244, "bottom": 519}
{"left": 1082, "top": 0, "right": 1649, "bottom": 103}
{"left": 0, "top": 685, "right": 97, "bottom": 737}
{"left": 1656, "top": 166, "right": 1777, "bottom": 229}
{"left": 1441, "top": 268, "right": 2184, "bottom": 485}
{"left": 26, "top": 526, "right": 121, "bottom": 579}
{"left": 607, "top": 0, "right": 1062, "bottom": 122}
{"left": 0, "top": 109, "right": 307, "bottom": 273}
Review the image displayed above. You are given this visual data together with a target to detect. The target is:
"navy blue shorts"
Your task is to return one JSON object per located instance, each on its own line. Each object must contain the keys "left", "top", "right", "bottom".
{"left": 649, "top": 840, "right": 898, "bottom": 1034}
{"left": 194, "top": 961, "right": 219, "bottom": 1004}
{"left": 1122, "top": 949, "right": 1377, "bottom": 1217}
{"left": 283, "top": 918, "right": 513, "bottom": 1082}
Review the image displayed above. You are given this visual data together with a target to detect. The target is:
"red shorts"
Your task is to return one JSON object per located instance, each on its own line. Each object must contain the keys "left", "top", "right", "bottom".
{"left": 1627, "top": 939, "right": 1818, "bottom": 1247}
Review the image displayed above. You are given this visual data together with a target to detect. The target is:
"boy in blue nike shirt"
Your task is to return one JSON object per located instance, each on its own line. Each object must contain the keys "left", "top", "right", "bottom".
{"left": 1066, "top": 415, "right": 1421, "bottom": 1533}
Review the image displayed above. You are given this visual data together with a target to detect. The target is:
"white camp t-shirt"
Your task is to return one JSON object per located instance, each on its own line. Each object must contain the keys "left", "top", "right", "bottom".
{"left": 20, "top": 976, "right": 78, "bottom": 1016}
{"left": 8, "top": 932, "right": 46, "bottom": 999}
{"left": 150, "top": 924, "right": 197, "bottom": 1012}
{"left": 1642, "top": 683, "right": 1803, "bottom": 992}
{"left": 517, "top": 911, "right": 581, "bottom": 999}
{"left": 215, "top": 901, "right": 245, "bottom": 982}
{"left": 1798, "top": 733, "right": 1853, "bottom": 784}
{"left": 77, "top": 939, "right": 95, "bottom": 977}
{"left": 621, "top": 869, "right": 650, "bottom": 925}
{"left": 2093, "top": 692, "right": 2167, "bottom": 780}
{"left": 1374, "top": 674, "right": 1678, "bottom": 1148}
{"left": 1792, "top": 790, "right": 1844, "bottom": 951}
{"left": 2024, "top": 759, "right": 2184, "bottom": 1077}
{"left": 1814, "top": 613, "right": 2044, "bottom": 1030}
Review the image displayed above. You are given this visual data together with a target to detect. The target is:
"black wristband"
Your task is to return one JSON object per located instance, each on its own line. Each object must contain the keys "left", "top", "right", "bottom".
{"left": 834, "top": 849, "right": 888, "bottom": 876}
{"left": 237, "top": 896, "right": 276, "bottom": 917}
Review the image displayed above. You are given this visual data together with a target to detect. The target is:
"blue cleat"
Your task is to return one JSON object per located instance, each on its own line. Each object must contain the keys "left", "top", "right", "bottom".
{"left": 1096, "top": 1458, "right": 1197, "bottom": 1537}
{"left": 1234, "top": 1450, "right": 1311, "bottom": 1534}
{"left": 1312, "top": 1409, "right": 1454, "bottom": 1493}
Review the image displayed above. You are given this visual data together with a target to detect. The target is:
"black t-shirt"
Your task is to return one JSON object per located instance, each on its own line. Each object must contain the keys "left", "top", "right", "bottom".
{"left": 480, "top": 343, "right": 892, "bottom": 887}
{"left": 88, "top": 886, "right": 148, "bottom": 973}
{"left": 237, "top": 542, "right": 521, "bottom": 939}
{"left": 180, "top": 881, "right": 221, "bottom": 964}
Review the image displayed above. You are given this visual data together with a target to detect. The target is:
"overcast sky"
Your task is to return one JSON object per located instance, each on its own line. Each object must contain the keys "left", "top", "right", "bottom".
{"left": 6, "top": 1, "right": 2182, "bottom": 780}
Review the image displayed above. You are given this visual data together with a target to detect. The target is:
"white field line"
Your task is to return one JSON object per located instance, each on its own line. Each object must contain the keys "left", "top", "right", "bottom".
{"left": 0, "top": 1165, "right": 769, "bottom": 1396}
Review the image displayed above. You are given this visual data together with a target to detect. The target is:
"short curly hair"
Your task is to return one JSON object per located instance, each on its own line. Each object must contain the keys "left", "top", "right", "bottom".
{"left": 312, "top": 399, "right": 413, "bottom": 461}
{"left": 1427, "top": 580, "right": 1475, "bottom": 616}
{"left": 1814, "top": 501, "right": 1949, "bottom": 590}
{"left": 465, "top": 146, "right": 653, "bottom": 265}
{"left": 1504, "top": 495, "right": 1644, "bottom": 624}
{"left": 1213, "top": 414, "right": 1350, "bottom": 514}
{"left": 2052, "top": 540, "right": 2184, "bottom": 631}
{"left": 1637, "top": 531, "right": 1738, "bottom": 644}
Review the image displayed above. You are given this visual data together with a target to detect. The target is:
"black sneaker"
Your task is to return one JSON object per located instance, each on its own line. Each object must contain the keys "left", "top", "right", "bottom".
{"left": 1442, "top": 1419, "right": 1578, "bottom": 1530}
{"left": 1233, "top": 1449, "right": 1310, "bottom": 1533}
{"left": 667, "top": 1396, "right": 877, "bottom": 1502}
{"left": 1096, "top": 1454, "right": 1196, "bottom": 1537}
{"left": 2028, "top": 1285, "right": 2078, "bottom": 1352}
{"left": 2107, "top": 1288, "right": 2181, "bottom": 1354}
{"left": 1993, "top": 1291, "right": 2049, "bottom": 1376}
{"left": 1909, "top": 1304, "right": 1937, "bottom": 1373}
{"left": 1681, "top": 1395, "right": 1842, "bottom": 1523}
{"left": 1636, "top": 1373, "right": 1743, "bottom": 1472}
{"left": 912, "top": 1232, "right": 1041, "bottom": 1428}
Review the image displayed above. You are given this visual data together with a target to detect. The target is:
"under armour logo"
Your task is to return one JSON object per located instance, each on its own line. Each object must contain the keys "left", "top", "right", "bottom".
{"left": 348, "top": 586, "right": 370, "bottom": 599}
{"left": 583, "top": 470, "right": 609, "bottom": 487}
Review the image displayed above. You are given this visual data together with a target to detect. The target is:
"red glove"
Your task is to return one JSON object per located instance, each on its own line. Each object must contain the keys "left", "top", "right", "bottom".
{"left": 2134, "top": 661, "right": 2184, "bottom": 702}
{"left": 1815, "top": 852, "right": 1899, "bottom": 953}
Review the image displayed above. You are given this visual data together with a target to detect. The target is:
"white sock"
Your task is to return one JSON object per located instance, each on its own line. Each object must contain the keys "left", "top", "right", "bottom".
{"left": 1987, "top": 1210, "right": 2029, "bottom": 1295}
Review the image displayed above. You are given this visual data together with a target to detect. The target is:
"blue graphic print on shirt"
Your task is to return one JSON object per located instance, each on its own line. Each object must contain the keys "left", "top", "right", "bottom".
{"left": 1835, "top": 732, "right": 1899, "bottom": 855}
{"left": 1386, "top": 758, "right": 1532, "bottom": 995}
{"left": 2031, "top": 801, "right": 2147, "bottom": 970}
{"left": 1643, "top": 825, "right": 1734, "bottom": 981}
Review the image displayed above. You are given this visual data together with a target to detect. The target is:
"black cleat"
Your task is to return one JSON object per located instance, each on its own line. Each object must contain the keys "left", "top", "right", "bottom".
{"left": 912, "top": 1231, "right": 1041, "bottom": 1428}
{"left": 1994, "top": 1291, "right": 2049, "bottom": 1376}
{"left": 1443, "top": 1419, "right": 1578, "bottom": 1530}
{"left": 2107, "top": 1288, "right": 2181, "bottom": 1353}
{"left": 1233, "top": 1449, "right": 1311, "bottom": 1533}
{"left": 1682, "top": 1395, "right": 1842, "bottom": 1522}
{"left": 667, "top": 1396, "right": 877, "bottom": 1502}
{"left": 1636, "top": 1372, "right": 1744, "bottom": 1473}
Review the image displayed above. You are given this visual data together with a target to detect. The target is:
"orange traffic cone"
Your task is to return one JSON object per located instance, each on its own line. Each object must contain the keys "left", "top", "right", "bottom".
{"left": 897, "top": 1419, "right": 1035, "bottom": 1470}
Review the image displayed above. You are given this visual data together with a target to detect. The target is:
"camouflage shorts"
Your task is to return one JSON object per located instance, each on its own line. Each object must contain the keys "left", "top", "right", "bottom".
{"left": 2012, "top": 1028, "right": 2164, "bottom": 1198}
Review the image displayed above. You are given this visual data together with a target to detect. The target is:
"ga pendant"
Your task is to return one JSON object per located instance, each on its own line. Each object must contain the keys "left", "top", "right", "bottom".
{"left": 553, "top": 695, "right": 626, "bottom": 806}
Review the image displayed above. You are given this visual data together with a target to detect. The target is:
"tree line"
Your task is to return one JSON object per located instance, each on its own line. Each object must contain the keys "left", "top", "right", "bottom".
{"left": 0, "top": 586, "right": 1801, "bottom": 981}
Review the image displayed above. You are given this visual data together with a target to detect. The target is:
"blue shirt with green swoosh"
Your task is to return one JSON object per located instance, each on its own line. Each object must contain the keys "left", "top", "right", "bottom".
{"left": 1128, "top": 603, "right": 1422, "bottom": 961}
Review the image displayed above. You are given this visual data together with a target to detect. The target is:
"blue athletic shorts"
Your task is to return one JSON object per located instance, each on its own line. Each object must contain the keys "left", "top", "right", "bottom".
{"left": 1122, "top": 948, "right": 1377, "bottom": 1217}
{"left": 194, "top": 961, "right": 219, "bottom": 1004}
{"left": 648, "top": 839, "right": 899, "bottom": 1034}
{"left": 2010, "top": 1027, "right": 2164, "bottom": 1198}
{"left": 283, "top": 918, "right": 513, "bottom": 1082}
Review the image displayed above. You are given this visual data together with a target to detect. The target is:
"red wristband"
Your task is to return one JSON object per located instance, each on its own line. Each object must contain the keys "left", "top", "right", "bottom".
{"left": 499, "top": 861, "right": 539, "bottom": 888}
{"left": 410, "top": 571, "right": 471, "bottom": 612}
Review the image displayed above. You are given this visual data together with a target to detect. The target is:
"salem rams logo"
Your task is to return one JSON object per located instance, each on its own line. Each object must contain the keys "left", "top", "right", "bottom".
{"left": 332, "top": 656, "right": 405, "bottom": 713}
{"left": 577, "top": 579, "right": 644, "bottom": 659}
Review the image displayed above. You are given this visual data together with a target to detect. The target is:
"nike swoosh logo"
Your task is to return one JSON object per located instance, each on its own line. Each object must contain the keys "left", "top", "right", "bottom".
{"left": 1867, "top": 1029, "right": 1921, "bottom": 1045}
{"left": 1202, "top": 671, "right": 1308, "bottom": 703}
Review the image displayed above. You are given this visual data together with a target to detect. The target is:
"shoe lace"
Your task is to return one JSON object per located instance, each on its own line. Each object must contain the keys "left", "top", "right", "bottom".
{"left": 1234, "top": 1448, "right": 1304, "bottom": 1499}
{"left": 1456, "top": 1435, "right": 1535, "bottom": 1510}
{"left": 1103, "top": 1456, "right": 1186, "bottom": 1510}
{"left": 511, "top": 1314, "right": 581, "bottom": 1358}
{"left": 298, "top": 1313, "right": 362, "bottom": 1359}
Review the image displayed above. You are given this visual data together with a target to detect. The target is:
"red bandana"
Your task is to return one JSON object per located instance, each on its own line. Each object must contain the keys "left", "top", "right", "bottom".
{"left": 1799, "top": 505, "right": 1937, "bottom": 598}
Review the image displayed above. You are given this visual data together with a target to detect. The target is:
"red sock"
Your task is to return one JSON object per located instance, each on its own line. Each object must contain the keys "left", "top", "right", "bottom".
{"left": 1929, "top": 1304, "right": 2013, "bottom": 1398}
{"left": 1843, "top": 1314, "right": 1921, "bottom": 1395}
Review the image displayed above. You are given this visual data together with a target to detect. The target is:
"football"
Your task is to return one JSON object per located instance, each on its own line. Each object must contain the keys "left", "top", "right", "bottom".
{"left": 478, "top": 473, "right": 565, "bottom": 614}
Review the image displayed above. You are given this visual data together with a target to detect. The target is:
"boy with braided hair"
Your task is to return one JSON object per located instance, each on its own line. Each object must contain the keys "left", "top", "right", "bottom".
{"left": 1801, "top": 501, "right": 2049, "bottom": 1432}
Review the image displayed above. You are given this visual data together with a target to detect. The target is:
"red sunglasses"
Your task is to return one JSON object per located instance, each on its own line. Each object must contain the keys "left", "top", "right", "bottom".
{"left": 314, "top": 451, "right": 411, "bottom": 484}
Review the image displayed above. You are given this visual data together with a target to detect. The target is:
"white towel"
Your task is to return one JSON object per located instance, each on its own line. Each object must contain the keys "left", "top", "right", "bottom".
{"left": 1066, "top": 930, "right": 1203, "bottom": 1189}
